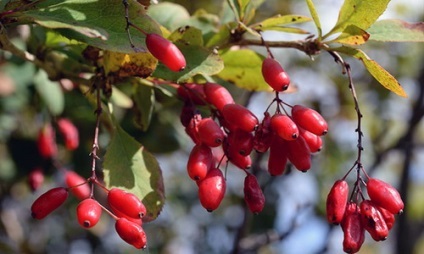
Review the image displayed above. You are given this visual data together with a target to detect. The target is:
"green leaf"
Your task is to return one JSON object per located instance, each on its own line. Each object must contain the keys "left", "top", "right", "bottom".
{"left": 331, "top": 25, "right": 370, "bottom": 45}
{"left": 306, "top": 0, "right": 322, "bottom": 39}
{"left": 259, "top": 26, "right": 310, "bottom": 34}
{"left": 216, "top": 49, "right": 270, "bottom": 91}
{"left": 22, "top": 0, "right": 162, "bottom": 53}
{"left": 240, "top": 0, "right": 265, "bottom": 24}
{"left": 252, "top": 14, "right": 312, "bottom": 30}
{"left": 367, "top": 19, "right": 424, "bottom": 42}
{"left": 168, "top": 26, "right": 204, "bottom": 46}
{"left": 110, "top": 86, "right": 133, "bottom": 109}
{"left": 103, "top": 124, "right": 165, "bottom": 222}
{"left": 333, "top": 46, "right": 407, "bottom": 97}
{"left": 33, "top": 69, "right": 64, "bottom": 115}
{"left": 325, "top": 0, "right": 390, "bottom": 39}
{"left": 153, "top": 43, "right": 224, "bottom": 83}
{"left": 206, "top": 22, "right": 235, "bottom": 48}
{"left": 147, "top": 2, "right": 190, "bottom": 32}
{"left": 132, "top": 79, "right": 155, "bottom": 131}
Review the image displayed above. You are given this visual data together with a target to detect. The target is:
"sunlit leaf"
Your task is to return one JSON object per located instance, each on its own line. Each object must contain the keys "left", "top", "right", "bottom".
{"left": 103, "top": 124, "right": 165, "bottom": 222}
{"left": 367, "top": 19, "right": 424, "bottom": 42}
{"left": 331, "top": 25, "right": 370, "bottom": 45}
{"left": 240, "top": 0, "right": 265, "bottom": 24}
{"left": 33, "top": 69, "right": 64, "bottom": 116}
{"left": 306, "top": 0, "right": 322, "bottom": 39}
{"left": 259, "top": 26, "right": 310, "bottom": 34}
{"left": 216, "top": 49, "right": 271, "bottom": 91}
{"left": 102, "top": 50, "right": 158, "bottom": 78}
{"left": 252, "top": 14, "right": 312, "bottom": 30}
{"left": 325, "top": 0, "right": 390, "bottom": 38}
{"left": 333, "top": 46, "right": 407, "bottom": 97}
{"left": 111, "top": 86, "right": 133, "bottom": 109}
{"left": 147, "top": 2, "right": 190, "bottom": 32}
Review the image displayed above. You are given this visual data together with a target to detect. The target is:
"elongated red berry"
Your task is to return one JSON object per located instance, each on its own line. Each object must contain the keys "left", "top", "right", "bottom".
{"left": 377, "top": 206, "right": 395, "bottom": 230}
{"left": 203, "top": 82, "right": 234, "bottom": 111}
{"left": 299, "top": 127, "right": 322, "bottom": 153}
{"left": 197, "top": 118, "right": 225, "bottom": 147}
{"left": 326, "top": 180, "right": 349, "bottom": 224}
{"left": 37, "top": 123, "right": 57, "bottom": 159}
{"left": 31, "top": 187, "right": 68, "bottom": 219}
{"left": 341, "top": 202, "right": 365, "bottom": 254}
{"left": 65, "top": 171, "right": 90, "bottom": 200}
{"left": 253, "top": 112, "right": 273, "bottom": 153}
{"left": 108, "top": 188, "right": 147, "bottom": 219}
{"left": 57, "top": 118, "right": 79, "bottom": 150}
{"left": 198, "top": 168, "right": 226, "bottom": 212}
{"left": 286, "top": 136, "right": 311, "bottom": 172}
{"left": 244, "top": 173, "right": 265, "bottom": 213}
{"left": 270, "top": 114, "right": 299, "bottom": 140}
{"left": 145, "top": 33, "right": 186, "bottom": 72}
{"left": 291, "top": 105, "right": 328, "bottom": 136}
{"left": 360, "top": 200, "right": 389, "bottom": 241}
{"left": 222, "top": 104, "right": 258, "bottom": 132}
{"left": 223, "top": 139, "right": 252, "bottom": 170}
{"left": 115, "top": 218, "right": 147, "bottom": 249}
{"left": 267, "top": 137, "right": 288, "bottom": 176}
{"left": 366, "top": 178, "right": 404, "bottom": 214}
{"left": 177, "top": 83, "right": 207, "bottom": 105}
{"left": 187, "top": 144, "right": 213, "bottom": 181}
{"left": 227, "top": 129, "right": 254, "bottom": 156}
{"left": 77, "top": 198, "right": 102, "bottom": 228}
{"left": 28, "top": 168, "right": 44, "bottom": 191}
{"left": 261, "top": 57, "right": 290, "bottom": 91}
{"left": 184, "top": 112, "right": 202, "bottom": 144}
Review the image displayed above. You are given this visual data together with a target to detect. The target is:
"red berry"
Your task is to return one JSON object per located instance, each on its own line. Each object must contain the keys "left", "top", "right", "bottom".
{"left": 223, "top": 140, "right": 252, "bottom": 170}
{"left": 177, "top": 83, "right": 207, "bottom": 105}
{"left": 31, "top": 187, "right": 68, "bottom": 219}
{"left": 366, "top": 178, "right": 404, "bottom": 215}
{"left": 180, "top": 102, "right": 197, "bottom": 127}
{"left": 291, "top": 105, "right": 328, "bottom": 136}
{"left": 198, "top": 168, "right": 226, "bottom": 212}
{"left": 376, "top": 206, "right": 395, "bottom": 230}
{"left": 28, "top": 168, "right": 44, "bottom": 191}
{"left": 203, "top": 82, "right": 234, "bottom": 111}
{"left": 222, "top": 104, "right": 258, "bottom": 132}
{"left": 360, "top": 200, "right": 389, "bottom": 241}
{"left": 270, "top": 114, "right": 299, "bottom": 140}
{"left": 187, "top": 144, "right": 213, "bottom": 181}
{"left": 145, "top": 33, "right": 186, "bottom": 72}
{"left": 267, "top": 137, "right": 288, "bottom": 176}
{"left": 326, "top": 180, "right": 349, "bottom": 224}
{"left": 108, "top": 188, "right": 147, "bottom": 219}
{"left": 197, "top": 118, "right": 225, "bottom": 147}
{"left": 57, "top": 118, "right": 79, "bottom": 150}
{"left": 261, "top": 57, "right": 290, "bottom": 91}
{"left": 115, "top": 218, "right": 147, "bottom": 249}
{"left": 65, "top": 171, "right": 90, "bottom": 200}
{"left": 243, "top": 173, "right": 265, "bottom": 213}
{"left": 286, "top": 136, "right": 311, "bottom": 172}
{"left": 299, "top": 127, "right": 322, "bottom": 153}
{"left": 184, "top": 112, "right": 202, "bottom": 144}
{"left": 76, "top": 198, "right": 102, "bottom": 228}
{"left": 227, "top": 128, "right": 254, "bottom": 156}
{"left": 253, "top": 112, "right": 273, "bottom": 153}
{"left": 341, "top": 202, "right": 365, "bottom": 254}
{"left": 37, "top": 123, "right": 57, "bottom": 159}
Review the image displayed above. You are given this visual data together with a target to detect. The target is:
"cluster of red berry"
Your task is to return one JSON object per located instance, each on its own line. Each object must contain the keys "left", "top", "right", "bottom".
{"left": 177, "top": 54, "right": 327, "bottom": 213}
{"left": 326, "top": 177, "right": 404, "bottom": 253}
{"left": 31, "top": 171, "right": 148, "bottom": 249}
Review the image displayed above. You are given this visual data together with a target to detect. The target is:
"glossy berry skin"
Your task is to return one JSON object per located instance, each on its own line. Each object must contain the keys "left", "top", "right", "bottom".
{"left": 253, "top": 112, "right": 273, "bottom": 153}
{"left": 108, "top": 188, "right": 147, "bottom": 220}
{"left": 145, "top": 33, "right": 186, "bottom": 72}
{"left": 341, "top": 202, "right": 365, "bottom": 254}
{"left": 203, "top": 82, "right": 235, "bottom": 111}
{"left": 65, "top": 171, "right": 90, "bottom": 200}
{"left": 326, "top": 180, "right": 349, "bottom": 224}
{"left": 286, "top": 136, "right": 311, "bottom": 172}
{"left": 261, "top": 57, "right": 290, "bottom": 91}
{"left": 115, "top": 218, "right": 147, "bottom": 249}
{"left": 270, "top": 114, "right": 299, "bottom": 140}
{"left": 291, "top": 105, "right": 328, "bottom": 136}
{"left": 187, "top": 144, "right": 213, "bottom": 181}
{"left": 184, "top": 112, "right": 202, "bottom": 144}
{"left": 243, "top": 173, "right": 265, "bottom": 213}
{"left": 227, "top": 129, "right": 254, "bottom": 156}
{"left": 197, "top": 118, "right": 225, "bottom": 147}
{"left": 360, "top": 200, "right": 389, "bottom": 241}
{"left": 57, "top": 118, "right": 79, "bottom": 150}
{"left": 198, "top": 168, "right": 226, "bottom": 212}
{"left": 267, "top": 137, "right": 288, "bottom": 176}
{"left": 31, "top": 187, "right": 68, "bottom": 219}
{"left": 37, "top": 123, "right": 57, "bottom": 159}
{"left": 223, "top": 139, "right": 252, "bottom": 170}
{"left": 76, "top": 198, "right": 102, "bottom": 228}
{"left": 367, "top": 178, "right": 404, "bottom": 214}
{"left": 28, "top": 168, "right": 44, "bottom": 191}
{"left": 299, "top": 127, "right": 322, "bottom": 153}
{"left": 222, "top": 104, "right": 259, "bottom": 132}
{"left": 177, "top": 83, "right": 206, "bottom": 105}
{"left": 377, "top": 206, "right": 395, "bottom": 230}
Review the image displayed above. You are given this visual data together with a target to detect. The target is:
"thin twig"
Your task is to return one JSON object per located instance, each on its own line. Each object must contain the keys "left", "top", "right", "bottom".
{"left": 89, "top": 82, "right": 102, "bottom": 197}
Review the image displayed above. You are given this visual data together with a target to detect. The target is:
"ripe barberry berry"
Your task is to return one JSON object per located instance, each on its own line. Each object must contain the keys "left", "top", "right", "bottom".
{"left": 291, "top": 105, "right": 328, "bottom": 136}
{"left": 366, "top": 178, "right": 404, "bottom": 214}
{"left": 270, "top": 114, "right": 299, "bottom": 140}
{"left": 253, "top": 112, "right": 273, "bottom": 153}
{"left": 145, "top": 33, "right": 186, "bottom": 72}
{"left": 226, "top": 128, "right": 254, "bottom": 156}
{"left": 360, "top": 200, "right": 389, "bottom": 241}
{"left": 65, "top": 171, "right": 91, "bottom": 200}
{"left": 28, "top": 168, "right": 44, "bottom": 191}
{"left": 76, "top": 198, "right": 102, "bottom": 228}
{"left": 37, "top": 123, "right": 57, "bottom": 159}
{"left": 57, "top": 118, "right": 79, "bottom": 150}
{"left": 187, "top": 144, "right": 213, "bottom": 181}
{"left": 31, "top": 187, "right": 68, "bottom": 219}
{"left": 222, "top": 104, "right": 259, "bottom": 132}
{"left": 198, "top": 168, "right": 226, "bottom": 212}
{"left": 341, "top": 202, "right": 365, "bottom": 254}
{"left": 108, "top": 188, "right": 146, "bottom": 220}
{"left": 177, "top": 83, "right": 207, "bottom": 105}
{"left": 286, "top": 136, "right": 311, "bottom": 172}
{"left": 203, "top": 82, "right": 234, "bottom": 111}
{"left": 197, "top": 118, "right": 225, "bottom": 147}
{"left": 267, "top": 137, "right": 288, "bottom": 176}
{"left": 115, "top": 217, "right": 147, "bottom": 249}
{"left": 261, "top": 57, "right": 290, "bottom": 91}
{"left": 243, "top": 173, "right": 265, "bottom": 213}
{"left": 299, "top": 127, "right": 322, "bottom": 153}
{"left": 326, "top": 180, "right": 349, "bottom": 225}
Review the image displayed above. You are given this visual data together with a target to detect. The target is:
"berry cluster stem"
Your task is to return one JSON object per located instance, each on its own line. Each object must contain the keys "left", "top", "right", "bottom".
{"left": 89, "top": 84, "right": 102, "bottom": 196}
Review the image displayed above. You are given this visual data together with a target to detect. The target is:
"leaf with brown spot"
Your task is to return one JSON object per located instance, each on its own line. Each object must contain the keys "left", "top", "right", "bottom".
{"left": 367, "top": 19, "right": 424, "bottom": 42}
{"left": 330, "top": 25, "right": 370, "bottom": 45}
